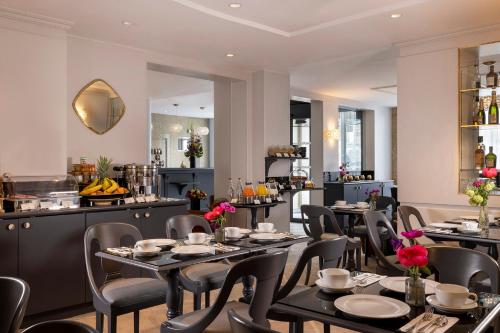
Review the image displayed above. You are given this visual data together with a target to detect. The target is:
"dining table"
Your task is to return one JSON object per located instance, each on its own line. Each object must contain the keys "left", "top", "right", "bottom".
{"left": 273, "top": 274, "right": 500, "bottom": 333}
{"left": 95, "top": 232, "right": 310, "bottom": 320}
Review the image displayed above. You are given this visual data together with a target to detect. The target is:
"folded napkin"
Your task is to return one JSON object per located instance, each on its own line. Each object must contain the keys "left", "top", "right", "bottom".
{"left": 352, "top": 273, "right": 387, "bottom": 287}
{"left": 213, "top": 244, "right": 240, "bottom": 252}
{"left": 400, "top": 313, "right": 458, "bottom": 333}
{"left": 106, "top": 247, "right": 133, "bottom": 257}
{"left": 421, "top": 227, "right": 453, "bottom": 234}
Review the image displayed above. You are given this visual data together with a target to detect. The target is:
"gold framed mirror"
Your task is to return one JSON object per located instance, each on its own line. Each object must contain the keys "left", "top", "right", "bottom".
{"left": 72, "top": 79, "right": 126, "bottom": 134}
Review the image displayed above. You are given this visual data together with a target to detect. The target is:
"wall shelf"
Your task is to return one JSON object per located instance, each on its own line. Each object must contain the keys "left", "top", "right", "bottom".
{"left": 264, "top": 156, "right": 307, "bottom": 178}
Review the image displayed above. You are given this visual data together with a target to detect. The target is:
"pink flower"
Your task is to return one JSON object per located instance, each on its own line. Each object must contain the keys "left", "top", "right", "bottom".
{"left": 401, "top": 230, "right": 424, "bottom": 239}
{"left": 220, "top": 202, "right": 236, "bottom": 213}
{"left": 473, "top": 180, "right": 485, "bottom": 188}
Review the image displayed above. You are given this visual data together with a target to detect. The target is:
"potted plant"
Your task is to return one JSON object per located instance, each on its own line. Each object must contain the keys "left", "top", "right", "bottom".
{"left": 204, "top": 202, "right": 236, "bottom": 242}
{"left": 465, "top": 177, "right": 496, "bottom": 232}
{"left": 366, "top": 188, "right": 380, "bottom": 211}
{"left": 184, "top": 126, "right": 203, "bottom": 168}
{"left": 186, "top": 187, "right": 207, "bottom": 211}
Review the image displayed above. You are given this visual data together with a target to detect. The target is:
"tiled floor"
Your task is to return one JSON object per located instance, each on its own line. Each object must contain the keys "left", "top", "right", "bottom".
{"left": 71, "top": 224, "right": 363, "bottom": 332}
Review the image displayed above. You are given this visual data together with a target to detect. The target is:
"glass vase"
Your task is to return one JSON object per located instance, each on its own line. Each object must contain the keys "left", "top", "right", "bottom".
{"left": 405, "top": 273, "right": 425, "bottom": 306}
{"left": 479, "top": 205, "right": 489, "bottom": 233}
{"left": 215, "top": 227, "right": 225, "bottom": 243}
{"left": 369, "top": 199, "right": 377, "bottom": 211}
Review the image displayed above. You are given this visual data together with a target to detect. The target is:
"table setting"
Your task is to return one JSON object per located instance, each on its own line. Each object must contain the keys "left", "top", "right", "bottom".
{"left": 330, "top": 200, "right": 371, "bottom": 212}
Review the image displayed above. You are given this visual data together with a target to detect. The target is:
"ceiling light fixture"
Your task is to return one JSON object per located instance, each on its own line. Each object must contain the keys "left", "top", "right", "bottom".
{"left": 122, "top": 20, "right": 134, "bottom": 26}
{"left": 390, "top": 13, "right": 401, "bottom": 19}
{"left": 228, "top": 3, "right": 241, "bottom": 8}
{"left": 226, "top": 53, "right": 235, "bottom": 57}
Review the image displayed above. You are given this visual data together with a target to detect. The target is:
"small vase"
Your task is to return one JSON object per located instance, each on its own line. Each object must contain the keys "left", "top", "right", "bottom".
{"left": 479, "top": 205, "right": 489, "bottom": 233}
{"left": 190, "top": 199, "right": 200, "bottom": 211}
{"left": 215, "top": 227, "right": 225, "bottom": 243}
{"left": 369, "top": 199, "right": 377, "bottom": 211}
{"left": 189, "top": 156, "right": 196, "bottom": 168}
{"left": 405, "top": 273, "right": 425, "bottom": 306}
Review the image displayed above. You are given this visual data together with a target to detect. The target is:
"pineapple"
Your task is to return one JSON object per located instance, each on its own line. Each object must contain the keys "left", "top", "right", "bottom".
{"left": 96, "top": 155, "right": 112, "bottom": 183}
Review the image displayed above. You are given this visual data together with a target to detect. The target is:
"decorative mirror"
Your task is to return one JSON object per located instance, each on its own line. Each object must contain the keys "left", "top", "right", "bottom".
{"left": 72, "top": 79, "right": 125, "bottom": 134}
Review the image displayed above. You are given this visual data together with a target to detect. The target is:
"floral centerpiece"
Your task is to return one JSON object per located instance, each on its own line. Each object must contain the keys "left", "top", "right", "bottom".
{"left": 186, "top": 188, "right": 207, "bottom": 211}
{"left": 184, "top": 126, "right": 203, "bottom": 168}
{"left": 391, "top": 230, "right": 430, "bottom": 306}
{"left": 339, "top": 163, "right": 349, "bottom": 181}
{"left": 366, "top": 188, "right": 380, "bottom": 210}
{"left": 204, "top": 202, "right": 236, "bottom": 242}
{"left": 465, "top": 179, "right": 495, "bottom": 231}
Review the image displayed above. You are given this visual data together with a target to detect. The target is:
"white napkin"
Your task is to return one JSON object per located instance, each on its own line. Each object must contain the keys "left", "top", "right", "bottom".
{"left": 106, "top": 247, "right": 133, "bottom": 257}
{"left": 400, "top": 313, "right": 458, "bottom": 333}
{"left": 352, "top": 273, "right": 387, "bottom": 287}
{"left": 213, "top": 244, "right": 240, "bottom": 252}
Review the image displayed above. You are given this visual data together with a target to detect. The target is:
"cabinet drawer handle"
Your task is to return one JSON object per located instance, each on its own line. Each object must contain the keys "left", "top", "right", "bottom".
{"left": 7, "top": 224, "right": 16, "bottom": 231}
{"left": 133, "top": 213, "right": 140, "bottom": 219}
{"left": 22, "top": 222, "right": 31, "bottom": 229}
{"left": 144, "top": 212, "right": 151, "bottom": 219}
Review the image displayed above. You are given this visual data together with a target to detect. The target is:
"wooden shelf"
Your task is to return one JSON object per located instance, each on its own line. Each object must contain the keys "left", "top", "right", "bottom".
{"left": 460, "top": 124, "right": 500, "bottom": 129}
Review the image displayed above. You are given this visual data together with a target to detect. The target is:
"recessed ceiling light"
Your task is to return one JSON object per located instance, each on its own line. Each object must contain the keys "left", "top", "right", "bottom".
{"left": 122, "top": 20, "right": 133, "bottom": 26}
{"left": 226, "top": 53, "right": 235, "bottom": 57}
{"left": 229, "top": 3, "right": 241, "bottom": 8}
{"left": 390, "top": 13, "right": 401, "bottom": 19}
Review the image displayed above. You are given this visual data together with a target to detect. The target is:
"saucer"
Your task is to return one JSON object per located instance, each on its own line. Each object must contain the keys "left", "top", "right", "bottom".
{"left": 255, "top": 229, "right": 277, "bottom": 233}
{"left": 457, "top": 227, "right": 482, "bottom": 234}
{"left": 133, "top": 246, "right": 161, "bottom": 257}
{"left": 238, "top": 228, "right": 252, "bottom": 234}
{"left": 184, "top": 239, "right": 209, "bottom": 245}
{"left": 315, "top": 279, "right": 357, "bottom": 293}
{"left": 426, "top": 295, "right": 478, "bottom": 313}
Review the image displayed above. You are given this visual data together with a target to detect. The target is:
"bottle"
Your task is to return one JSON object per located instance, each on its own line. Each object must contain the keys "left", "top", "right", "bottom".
{"left": 475, "top": 136, "right": 485, "bottom": 169}
{"left": 485, "top": 146, "right": 497, "bottom": 168}
{"left": 477, "top": 98, "right": 485, "bottom": 125}
{"left": 486, "top": 62, "right": 498, "bottom": 88}
{"left": 227, "top": 178, "right": 235, "bottom": 201}
{"left": 236, "top": 178, "right": 244, "bottom": 203}
{"left": 489, "top": 91, "right": 498, "bottom": 124}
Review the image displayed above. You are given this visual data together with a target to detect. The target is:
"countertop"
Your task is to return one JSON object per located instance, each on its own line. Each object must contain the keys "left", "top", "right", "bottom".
{"left": 0, "top": 198, "right": 189, "bottom": 219}
{"left": 324, "top": 180, "right": 394, "bottom": 184}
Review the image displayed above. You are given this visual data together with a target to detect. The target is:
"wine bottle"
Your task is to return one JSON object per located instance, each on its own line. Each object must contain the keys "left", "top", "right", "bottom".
{"left": 485, "top": 146, "right": 497, "bottom": 168}
{"left": 489, "top": 90, "right": 498, "bottom": 124}
{"left": 475, "top": 136, "right": 485, "bottom": 169}
{"left": 476, "top": 97, "right": 486, "bottom": 125}
{"left": 486, "top": 61, "right": 498, "bottom": 88}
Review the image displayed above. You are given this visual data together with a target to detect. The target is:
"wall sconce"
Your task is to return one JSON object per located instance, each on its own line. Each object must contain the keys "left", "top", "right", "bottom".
{"left": 169, "top": 123, "right": 183, "bottom": 133}
{"left": 196, "top": 126, "right": 210, "bottom": 136}
{"left": 324, "top": 128, "right": 339, "bottom": 141}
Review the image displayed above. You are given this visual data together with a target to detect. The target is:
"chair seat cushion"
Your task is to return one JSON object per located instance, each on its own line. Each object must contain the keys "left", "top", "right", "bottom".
{"left": 166, "top": 301, "right": 250, "bottom": 333}
{"left": 100, "top": 278, "right": 166, "bottom": 308}
{"left": 181, "top": 262, "right": 230, "bottom": 285}
{"left": 320, "top": 233, "right": 339, "bottom": 240}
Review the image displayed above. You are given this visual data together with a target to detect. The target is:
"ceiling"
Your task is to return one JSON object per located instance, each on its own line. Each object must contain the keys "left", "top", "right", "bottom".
{"left": 3, "top": 0, "right": 500, "bottom": 107}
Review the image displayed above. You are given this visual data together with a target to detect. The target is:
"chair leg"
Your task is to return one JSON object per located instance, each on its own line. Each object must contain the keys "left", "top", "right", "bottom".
{"left": 95, "top": 311, "right": 103, "bottom": 333}
{"left": 304, "top": 259, "right": 312, "bottom": 285}
{"left": 289, "top": 319, "right": 304, "bottom": 333}
{"left": 356, "top": 246, "right": 362, "bottom": 271}
{"left": 193, "top": 291, "right": 202, "bottom": 311}
{"left": 364, "top": 237, "right": 369, "bottom": 267}
{"left": 205, "top": 291, "right": 211, "bottom": 308}
{"left": 323, "top": 323, "right": 330, "bottom": 333}
{"left": 108, "top": 315, "right": 117, "bottom": 333}
{"left": 133, "top": 310, "right": 139, "bottom": 333}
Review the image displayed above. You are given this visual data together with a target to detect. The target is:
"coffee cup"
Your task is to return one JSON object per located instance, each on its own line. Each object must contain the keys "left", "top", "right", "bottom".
{"left": 258, "top": 222, "right": 274, "bottom": 232}
{"left": 134, "top": 240, "right": 157, "bottom": 251}
{"left": 435, "top": 284, "right": 477, "bottom": 307}
{"left": 335, "top": 200, "right": 347, "bottom": 206}
{"left": 461, "top": 221, "right": 478, "bottom": 230}
{"left": 188, "top": 232, "right": 208, "bottom": 244}
{"left": 317, "top": 268, "right": 350, "bottom": 288}
{"left": 225, "top": 227, "right": 241, "bottom": 238}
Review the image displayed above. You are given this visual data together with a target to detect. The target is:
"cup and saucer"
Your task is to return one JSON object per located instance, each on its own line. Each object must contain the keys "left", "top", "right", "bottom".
{"left": 184, "top": 232, "right": 210, "bottom": 245}
{"left": 354, "top": 201, "right": 370, "bottom": 209}
{"left": 457, "top": 221, "right": 481, "bottom": 234}
{"left": 225, "top": 227, "right": 244, "bottom": 241}
{"left": 334, "top": 200, "right": 354, "bottom": 209}
{"left": 255, "top": 222, "right": 276, "bottom": 233}
{"left": 315, "top": 268, "right": 357, "bottom": 293}
{"left": 426, "top": 284, "right": 478, "bottom": 313}
{"left": 133, "top": 240, "right": 161, "bottom": 257}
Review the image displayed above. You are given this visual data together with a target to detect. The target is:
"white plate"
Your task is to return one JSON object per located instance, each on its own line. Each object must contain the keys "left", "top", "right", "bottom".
{"left": 316, "top": 279, "right": 357, "bottom": 293}
{"left": 249, "top": 233, "right": 287, "bottom": 241}
{"left": 457, "top": 227, "right": 482, "bottom": 234}
{"left": 379, "top": 276, "right": 439, "bottom": 295}
{"left": 133, "top": 246, "right": 161, "bottom": 257}
{"left": 354, "top": 205, "right": 369, "bottom": 209}
{"left": 429, "top": 223, "right": 457, "bottom": 229}
{"left": 334, "top": 294, "right": 410, "bottom": 319}
{"left": 332, "top": 205, "right": 355, "bottom": 210}
{"left": 255, "top": 228, "right": 277, "bottom": 233}
{"left": 148, "top": 239, "right": 176, "bottom": 247}
{"left": 171, "top": 245, "right": 214, "bottom": 255}
{"left": 184, "top": 239, "right": 210, "bottom": 245}
{"left": 426, "top": 295, "right": 478, "bottom": 313}
{"left": 239, "top": 228, "right": 252, "bottom": 234}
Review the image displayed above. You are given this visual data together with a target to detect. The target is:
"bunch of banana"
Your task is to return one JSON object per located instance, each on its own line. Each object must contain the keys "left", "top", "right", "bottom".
{"left": 79, "top": 179, "right": 102, "bottom": 195}
{"left": 102, "top": 177, "right": 119, "bottom": 193}
{"left": 79, "top": 177, "right": 128, "bottom": 196}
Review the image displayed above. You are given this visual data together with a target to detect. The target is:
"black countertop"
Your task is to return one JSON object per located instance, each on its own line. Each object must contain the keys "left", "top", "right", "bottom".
{"left": 324, "top": 180, "right": 394, "bottom": 184}
{"left": 0, "top": 198, "right": 189, "bottom": 219}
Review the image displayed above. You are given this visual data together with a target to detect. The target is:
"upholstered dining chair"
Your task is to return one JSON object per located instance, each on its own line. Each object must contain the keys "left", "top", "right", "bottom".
{"left": 363, "top": 211, "right": 405, "bottom": 276}
{"left": 228, "top": 309, "right": 279, "bottom": 333}
{"left": 428, "top": 246, "right": 500, "bottom": 294}
{"left": 166, "top": 214, "right": 233, "bottom": 311}
{"left": 269, "top": 237, "right": 348, "bottom": 333}
{"left": 84, "top": 223, "right": 167, "bottom": 333}
{"left": 300, "top": 205, "right": 362, "bottom": 283}
{"left": 0, "top": 276, "right": 30, "bottom": 333}
{"left": 23, "top": 320, "right": 97, "bottom": 333}
{"left": 161, "top": 250, "right": 289, "bottom": 333}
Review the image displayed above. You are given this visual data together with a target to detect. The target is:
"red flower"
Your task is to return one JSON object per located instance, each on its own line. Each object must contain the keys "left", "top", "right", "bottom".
{"left": 204, "top": 211, "right": 215, "bottom": 221}
{"left": 213, "top": 206, "right": 224, "bottom": 216}
{"left": 396, "top": 245, "right": 428, "bottom": 268}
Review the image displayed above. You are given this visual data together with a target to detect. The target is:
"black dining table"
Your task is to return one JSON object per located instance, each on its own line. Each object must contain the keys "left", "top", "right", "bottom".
{"left": 273, "top": 277, "right": 500, "bottom": 333}
{"left": 95, "top": 234, "right": 310, "bottom": 320}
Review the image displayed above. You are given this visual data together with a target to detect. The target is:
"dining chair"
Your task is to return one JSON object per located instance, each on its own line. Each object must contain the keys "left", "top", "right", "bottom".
{"left": 228, "top": 309, "right": 279, "bottom": 333}
{"left": 166, "top": 214, "right": 232, "bottom": 310}
{"left": 363, "top": 211, "right": 405, "bottom": 276}
{"left": 428, "top": 246, "right": 500, "bottom": 293}
{"left": 0, "top": 276, "right": 30, "bottom": 333}
{"left": 84, "top": 223, "right": 167, "bottom": 333}
{"left": 161, "top": 250, "right": 289, "bottom": 333}
{"left": 300, "top": 205, "right": 362, "bottom": 284}
{"left": 398, "top": 205, "right": 426, "bottom": 232}
{"left": 354, "top": 196, "right": 396, "bottom": 266}
{"left": 269, "top": 237, "right": 348, "bottom": 333}
{"left": 23, "top": 320, "right": 97, "bottom": 333}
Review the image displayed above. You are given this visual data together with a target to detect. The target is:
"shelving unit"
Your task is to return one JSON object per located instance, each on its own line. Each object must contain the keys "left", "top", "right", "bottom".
{"left": 264, "top": 156, "right": 307, "bottom": 178}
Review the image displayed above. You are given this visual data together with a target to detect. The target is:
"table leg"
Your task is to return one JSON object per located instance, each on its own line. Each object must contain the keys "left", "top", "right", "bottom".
{"left": 250, "top": 207, "right": 258, "bottom": 229}
{"left": 240, "top": 275, "right": 255, "bottom": 303}
{"left": 165, "top": 268, "right": 182, "bottom": 320}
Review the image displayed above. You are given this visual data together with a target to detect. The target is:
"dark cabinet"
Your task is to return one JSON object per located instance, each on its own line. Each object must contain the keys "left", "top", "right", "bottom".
{"left": 0, "top": 219, "right": 18, "bottom": 277}
{"left": 18, "top": 214, "right": 86, "bottom": 315}
{"left": 140, "top": 205, "right": 186, "bottom": 239}
{"left": 324, "top": 181, "right": 394, "bottom": 205}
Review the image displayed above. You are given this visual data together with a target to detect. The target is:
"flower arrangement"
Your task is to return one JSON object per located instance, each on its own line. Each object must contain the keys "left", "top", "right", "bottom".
{"left": 391, "top": 230, "right": 431, "bottom": 276}
{"left": 184, "top": 126, "right": 203, "bottom": 159}
{"left": 204, "top": 202, "right": 236, "bottom": 231}
{"left": 366, "top": 188, "right": 380, "bottom": 201}
{"left": 186, "top": 188, "right": 207, "bottom": 200}
{"left": 465, "top": 179, "right": 495, "bottom": 207}
{"left": 339, "top": 163, "right": 349, "bottom": 177}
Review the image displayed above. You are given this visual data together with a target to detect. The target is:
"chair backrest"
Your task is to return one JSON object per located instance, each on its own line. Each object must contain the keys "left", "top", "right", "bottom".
{"left": 228, "top": 309, "right": 278, "bottom": 333}
{"left": 277, "top": 237, "right": 348, "bottom": 300}
{"left": 0, "top": 277, "right": 30, "bottom": 333}
{"left": 300, "top": 205, "right": 344, "bottom": 241}
{"left": 365, "top": 195, "right": 395, "bottom": 210}
{"left": 163, "top": 250, "right": 288, "bottom": 332}
{"left": 363, "top": 211, "right": 403, "bottom": 275}
{"left": 428, "top": 246, "right": 500, "bottom": 293}
{"left": 398, "top": 206, "right": 426, "bottom": 232}
{"left": 84, "top": 223, "right": 143, "bottom": 301}
{"left": 166, "top": 214, "right": 212, "bottom": 239}
{"left": 23, "top": 320, "right": 97, "bottom": 333}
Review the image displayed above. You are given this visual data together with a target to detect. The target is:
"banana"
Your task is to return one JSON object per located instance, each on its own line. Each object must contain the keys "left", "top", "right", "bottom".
{"left": 102, "top": 178, "right": 111, "bottom": 191}
{"left": 80, "top": 185, "right": 102, "bottom": 195}
{"left": 105, "top": 182, "right": 118, "bottom": 193}
{"left": 109, "top": 178, "right": 119, "bottom": 187}
{"left": 82, "top": 178, "right": 99, "bottom": 191}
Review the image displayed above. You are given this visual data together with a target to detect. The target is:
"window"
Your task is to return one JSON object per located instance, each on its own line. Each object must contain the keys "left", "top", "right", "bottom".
{"left": 177, "top": 137, "right": 189, "bottom": 152}
{"left": 340, "top": 109, "right": 363, "bottom": 171}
